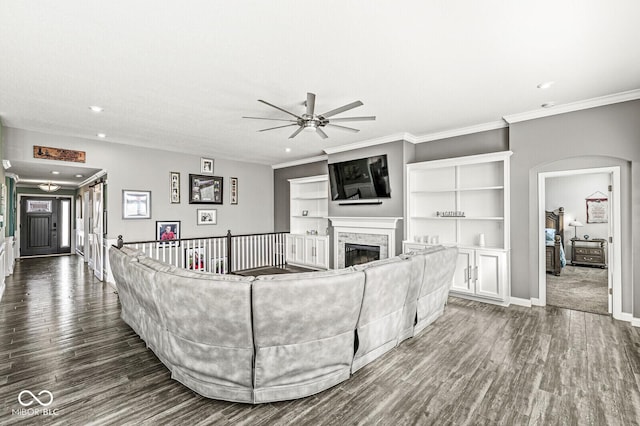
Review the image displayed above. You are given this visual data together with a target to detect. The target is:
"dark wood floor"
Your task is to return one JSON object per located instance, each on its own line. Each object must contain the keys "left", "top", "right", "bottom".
{"left": 1, "top": 256, "right": 640, "bottom": 425}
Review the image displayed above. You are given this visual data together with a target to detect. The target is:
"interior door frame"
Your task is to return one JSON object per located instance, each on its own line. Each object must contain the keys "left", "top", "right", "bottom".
{"left": 537, "top": 166, "right": 621, "bottom": 319}
{"left": 17, "top": 193, "right": 75, "bottom": 258}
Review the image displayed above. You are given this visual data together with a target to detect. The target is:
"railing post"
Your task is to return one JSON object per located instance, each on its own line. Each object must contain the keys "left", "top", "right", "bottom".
{"left": 226, "top": 230, "right": 233, "bottom": 274}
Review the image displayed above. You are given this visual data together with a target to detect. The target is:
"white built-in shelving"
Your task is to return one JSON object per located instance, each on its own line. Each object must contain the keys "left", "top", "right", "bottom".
{"left": 286, "top": 175, "right": 329, "bottom": 269}
{"left": 404, "top": 151, "right": 512, "bottom": 305}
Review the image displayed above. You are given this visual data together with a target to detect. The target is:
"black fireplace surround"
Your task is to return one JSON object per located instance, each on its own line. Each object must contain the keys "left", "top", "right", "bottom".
{"left": 345, "top": 243, "right": 381, "bottom": 267}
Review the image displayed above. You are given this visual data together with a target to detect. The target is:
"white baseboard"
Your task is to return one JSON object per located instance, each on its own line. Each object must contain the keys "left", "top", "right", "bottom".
{"left": 531, "top": 298, "right": 544, "bottom": 306}
{"left": 509, "top": 297, "right": 532, "bottom": 307}
{"left": 630, "top": 317, "right": 640, "bottom": 328}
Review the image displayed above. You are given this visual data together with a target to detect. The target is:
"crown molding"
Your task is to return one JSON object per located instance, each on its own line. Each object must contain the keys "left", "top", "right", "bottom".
{"left": 411, "top": 120, "right": 508, "bottom": 144}
{"left": 503, "top": 89, "right": 640, "bottom": 124}
{"left": 322, "top": 133, "right": 413, "bottom": 155}
{"left": 271, "top": 154, "right": 328, "bottom": 170}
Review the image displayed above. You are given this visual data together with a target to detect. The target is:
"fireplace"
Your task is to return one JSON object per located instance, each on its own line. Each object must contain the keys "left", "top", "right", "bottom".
{"left": 328, "top": 217, "right": 402, "bottom": 269}
{"left": 345, "top": 243, "right": 380, "bottom": 267}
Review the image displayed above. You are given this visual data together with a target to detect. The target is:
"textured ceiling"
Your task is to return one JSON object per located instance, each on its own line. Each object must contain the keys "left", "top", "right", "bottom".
{"left": 1, "top": 0, "right": 639, "bottom": 172}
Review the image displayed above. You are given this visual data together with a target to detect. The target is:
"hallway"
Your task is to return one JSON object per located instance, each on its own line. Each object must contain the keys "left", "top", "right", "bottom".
{"left": 1, "top": 256, "right": 640, "bottom": 425}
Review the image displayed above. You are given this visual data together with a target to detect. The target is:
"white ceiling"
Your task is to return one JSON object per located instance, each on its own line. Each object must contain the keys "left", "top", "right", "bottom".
{"left": 1, "top": 1, "right": 639, "bottom": 174}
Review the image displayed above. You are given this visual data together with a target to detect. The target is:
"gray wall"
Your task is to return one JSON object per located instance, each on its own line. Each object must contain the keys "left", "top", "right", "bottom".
{"left": 4, "top": 128, "right": 274, "bottom": 241}
{"left": 273, "top": 160, "right": 328, "bottom": 233}
{"left": 415, "top": 128, "right": 509, "bottom": 162}
{"left": 510, "top": 100, "right": 640, "bottom": 316}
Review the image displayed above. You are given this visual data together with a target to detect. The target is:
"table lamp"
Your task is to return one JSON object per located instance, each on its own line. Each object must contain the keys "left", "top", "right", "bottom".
{"left": 568, "top": 220, "right": 583, "bottom": 239}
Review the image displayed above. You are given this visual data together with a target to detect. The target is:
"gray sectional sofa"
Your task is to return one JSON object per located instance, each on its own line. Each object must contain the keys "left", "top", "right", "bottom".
{"left": 109, "top": 244, "right": 458, "bottom": 404}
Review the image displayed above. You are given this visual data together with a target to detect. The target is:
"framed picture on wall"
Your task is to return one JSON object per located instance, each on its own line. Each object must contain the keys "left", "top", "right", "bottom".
{"left": 170, "top": 172, "right": 180, "bottom": 204}
{"left": 201, "top": 158, "right": 214, "bottom": 174}
{"left": 156, "top": 220, "right": 181, "bottom": 246}
{"left": 189, "top": 174, "right": 223, "bottom": 204}
{"left": 230, "top": 177, "right": 238, "bottom": 205}
{"left": 122, "top": 190, "right": 151, "bottom": 219}
{"left": 197, "top": 209, "right": 217, "bottom": 225}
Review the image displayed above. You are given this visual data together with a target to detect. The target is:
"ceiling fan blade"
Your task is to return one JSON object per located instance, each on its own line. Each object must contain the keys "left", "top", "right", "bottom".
{"left": 327, "top": 116, "right": 376, "bottom": 122}
{"left": 258, "top": 99, "right": 302, "bottom": 119}
{"left": 258, "top": 124, "right": 298, "bottom": 132}
{"left": 289, "top": 126, "right": 304, "bottom": 139}
{"left": 306, "top": 93, "right": 316, "bottom": 116}
{"left": 243, "top": 116, "right": 298, "bottom": 122}
{"left": 326, "top": 124, "right": 360, "bottom": 133}
{"left": 319, "top": 100, "right": 363, "bottom": 118}
{"left": 316, "top": 128, "right": 329, "bottom": 139}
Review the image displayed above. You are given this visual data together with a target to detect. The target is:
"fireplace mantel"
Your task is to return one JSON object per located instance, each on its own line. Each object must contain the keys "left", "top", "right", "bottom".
{"left": 327, "top": 217, "right": 402, "bottom": 229}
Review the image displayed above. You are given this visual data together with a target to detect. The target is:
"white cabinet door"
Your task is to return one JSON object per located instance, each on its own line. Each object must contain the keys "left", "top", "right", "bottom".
{"left": 304, "top": 236, "right": 316, "bottom": 265}
{"left": 452, "top": 248, "right": 475, "bottom": 294}
{"left": 302, "top": 236, "right": 329, "bottom": 269}
{"left": 314, "top": 236, "right": 329, "bottom": 269}
{"left": 286, "top": 234, "right": 305, "bottom": 264}
{"left": 474, "top": 249, "right": 506, "bottom": 300}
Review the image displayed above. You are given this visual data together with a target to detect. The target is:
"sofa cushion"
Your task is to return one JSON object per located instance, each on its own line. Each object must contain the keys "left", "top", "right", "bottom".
{"left": 154, "top": 269, "right": 255, "bottom": 402}
{"left": 252, "top": 268, "right": 365, "bottom": 402}
{"left": 414, "top": 247, "right": 458, "bottom": 335}
{"left": 352, "top": 256, "right": 411, "bottom": 372}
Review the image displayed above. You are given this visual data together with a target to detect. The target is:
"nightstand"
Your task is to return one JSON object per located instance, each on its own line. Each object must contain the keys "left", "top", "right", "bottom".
{"left": 570, "top": 238, "right": 607, "bottom": 268}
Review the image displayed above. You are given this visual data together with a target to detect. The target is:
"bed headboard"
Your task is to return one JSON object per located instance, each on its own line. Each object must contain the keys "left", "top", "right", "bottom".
{"left": 545, "top": 207, "right": 564, "bottom": 243}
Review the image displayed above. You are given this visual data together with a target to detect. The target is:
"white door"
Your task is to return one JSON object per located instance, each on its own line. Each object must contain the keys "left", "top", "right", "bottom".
{"left": 451, "top": 248, "right": 475, "bottom": 294}
{"left": 293, "top": 235, "right": 305, "bottom": 264}
{"left": 607, "top": 175, "right": 613, "bottom": 313}
{"left": 475, "top": 249, "right": 505, "bottom": 300}
{"left": 91, "top": 183, "right": 104, "bottom": 281}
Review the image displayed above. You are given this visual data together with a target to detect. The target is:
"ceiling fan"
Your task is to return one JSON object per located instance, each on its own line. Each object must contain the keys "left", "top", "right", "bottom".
{"left": 243, "top": 92, "right": 375, "bottom": 139}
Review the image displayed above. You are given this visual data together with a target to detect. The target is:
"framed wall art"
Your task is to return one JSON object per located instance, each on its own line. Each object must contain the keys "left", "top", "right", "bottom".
{"left": 201, "top": 158, "right": 214, "bottom": 174}
{"left": 230, "top": 177, "right": 238, "bottom": 205}
{"left": 185, "top": 247, "right": 206, "bottom": 270}
{"left": 122, "top": 190, "right": 151, "bottom": 219}
{"left": 170, "top": 172, "right": 180, "bottom": 204}
{"left": 189, "top": 174, "right": 223, "bottom": 204}
{"left": 197, "top": 209, "right": 217, "bottom": 225}
{"left": 156, "top": 221, "right": 181, "bottom": 246}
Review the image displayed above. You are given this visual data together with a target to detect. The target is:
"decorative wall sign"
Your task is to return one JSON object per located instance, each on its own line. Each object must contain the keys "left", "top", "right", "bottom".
{"left": 586, "top": 197, "right": 608, "bottom": 223}
{"left": 170, "top": 172, "right": 180, "bottom": 204}
{"left": 34, "top": 145, "right": 86, "bottom": 163}
{"left": 230, "top": 177, "right": 238, "bottom": 205}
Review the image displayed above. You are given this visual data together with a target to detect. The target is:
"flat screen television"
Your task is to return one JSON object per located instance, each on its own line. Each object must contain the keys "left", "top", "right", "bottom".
{"left": 328, "top": 155, "right": 391, "bottom": 200}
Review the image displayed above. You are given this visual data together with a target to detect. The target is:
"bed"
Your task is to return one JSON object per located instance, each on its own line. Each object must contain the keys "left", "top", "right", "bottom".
{"left": 545, "top": 207, "right": 566, "bottom": 276}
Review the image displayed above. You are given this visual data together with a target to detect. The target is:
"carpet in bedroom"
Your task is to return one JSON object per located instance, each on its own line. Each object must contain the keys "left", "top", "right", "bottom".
{"left": 546, "top": 265, "right": 608, "bottom": 315}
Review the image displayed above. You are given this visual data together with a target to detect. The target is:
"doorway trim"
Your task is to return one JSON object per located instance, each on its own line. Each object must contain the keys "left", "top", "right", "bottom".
{"left": 537, "top": 166, "right": 622, "bottom": 319}
{"left": 16, "top": 193, "right": 75, "bottom": 258}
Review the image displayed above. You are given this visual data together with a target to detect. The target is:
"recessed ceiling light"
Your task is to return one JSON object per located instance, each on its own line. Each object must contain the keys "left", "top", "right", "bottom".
{"left": 51, "top": 171, "right": 60, "bottom": 175}
{"left": 97, "top": 133, "right": 107, "bottom": 138}
{"left": 75, "top": 174, "right": 84, "bottom": 178}
{"left": 285, "top": 148, "right": 292, "bottom": 153}
{"left": 537, "top": 81, "right": 555, "bottom": 89}
{"left": 541, "top": 102, "right": 556, "bottom": 108}
{"left": 89, "top": 105, "right": 104, "bottom": 113}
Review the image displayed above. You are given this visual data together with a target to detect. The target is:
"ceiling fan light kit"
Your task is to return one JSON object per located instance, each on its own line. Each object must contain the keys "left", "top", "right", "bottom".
{"left": 243, "top": 92, "right": 375, "bottom": 139}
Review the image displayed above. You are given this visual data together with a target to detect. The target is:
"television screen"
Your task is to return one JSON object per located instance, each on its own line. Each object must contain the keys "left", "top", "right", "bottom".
{"left": 328, "top": 155, "right": 391, "bottom": 200}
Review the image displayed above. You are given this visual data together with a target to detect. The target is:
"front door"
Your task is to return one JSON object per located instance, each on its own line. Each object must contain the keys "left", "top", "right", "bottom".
{"left": 20, "top": 197, "right": 72, "bottom": 256}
